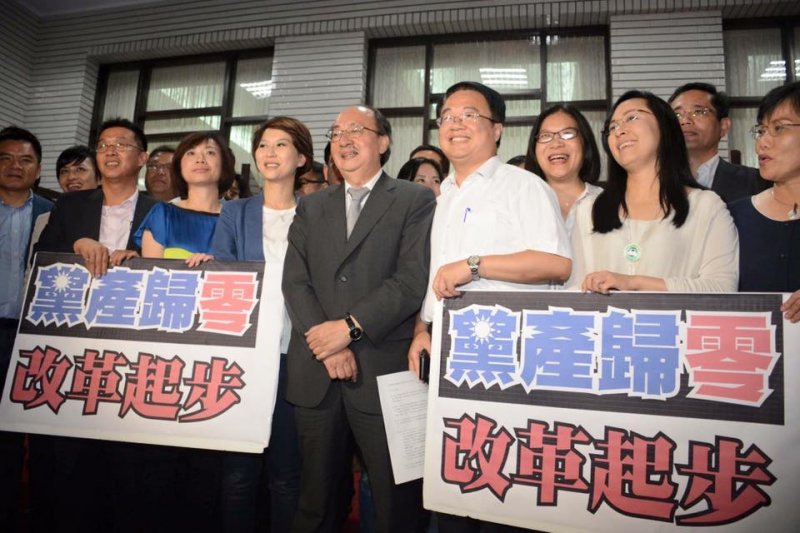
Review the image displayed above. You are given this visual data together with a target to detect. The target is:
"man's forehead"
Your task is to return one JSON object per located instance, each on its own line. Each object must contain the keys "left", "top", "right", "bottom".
{"left": 99, "top": 127, "right": 136, "bottom": 140}
{"left": 0, "top": 139, "right": 36, "bottom": 155}
{"left": 671, "top": 89, "right": 714, "bottom": 109}
{"left": 334, "top": 106, "right": 375, "bottom": 126}
{"left": 442, "top": 89, "right": 489, "bottom": 111}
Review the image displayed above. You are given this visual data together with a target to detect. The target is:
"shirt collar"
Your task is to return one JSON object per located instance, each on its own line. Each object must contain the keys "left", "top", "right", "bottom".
{"left": 441, "top": 156, "right": 502, "bottom": 194}
{"left": 344, "top": 169, "right": 382, "bottom": 194}
{"left": 695, "top": 154, "right": 720, "bottom": 189}
{"left": 0, "top": 190, "right": 33, "bottom": 208}
{"left": 104, "top": 189, "right": 139, "bottom": 209}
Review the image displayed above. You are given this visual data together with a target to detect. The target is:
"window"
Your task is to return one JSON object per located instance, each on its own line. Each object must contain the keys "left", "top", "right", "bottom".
{"left": 368, "top": 30, "right": 609, "bottom": 177}
{"left": 93, "top": 49, "right": 273, "bottom": 188}
{"left": 724, "top": 19, "right": 799, "bottom": 168}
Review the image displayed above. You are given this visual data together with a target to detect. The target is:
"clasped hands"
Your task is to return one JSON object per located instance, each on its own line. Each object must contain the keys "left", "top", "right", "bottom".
{"left": 306, "top": 319, "right": 358, "bottom": 382}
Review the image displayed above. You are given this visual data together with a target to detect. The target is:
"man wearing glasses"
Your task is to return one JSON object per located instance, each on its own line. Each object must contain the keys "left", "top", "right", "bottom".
{"left": 36, "top": 118, "right": 158, "bottom": 278}
{"left": 668, "top": 82, "right": 765, "bottom": 202}
{"left": 144, "top": 145, "right": 178, "bottom": 202}
{"left": 408, "top": 82, "right": 572, "bottom": 532}
{"left": 283, "top": 105, "right": 435, "bottom": 532}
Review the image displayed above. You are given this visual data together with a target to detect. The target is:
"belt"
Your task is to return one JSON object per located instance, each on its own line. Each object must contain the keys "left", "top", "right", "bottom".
{"left": 0, "top": 318, "right": 20, "bottom": 329}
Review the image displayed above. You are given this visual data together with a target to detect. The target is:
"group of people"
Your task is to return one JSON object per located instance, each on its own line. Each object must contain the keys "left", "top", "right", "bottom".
{"left": 0, "top": 76, "right": 798, "bottom": 533}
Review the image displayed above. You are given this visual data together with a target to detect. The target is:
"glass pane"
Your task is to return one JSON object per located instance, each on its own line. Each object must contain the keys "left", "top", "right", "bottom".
{"left": 233, "top": 56, "right": 273, "bottom": 117}
{"left": 506, "top": 99, "right": 541, "bottom": 119}
{"left": 144, "top": 116, "right": 221, "bottom": 135}
{"left": 383, "top": 116, "right": 424, "bottom": 178}
{"left": 547, "top": 35, "right": 606, "bottom": 101}
{"left": 729, "top": 107, "right": 758, "bottom": 169}
{"left": 432, "top": 39, "right": 540, "bottom": 93}
{"left": 724, "top": 29, "right": 784, "bottom": 97}
{"left": 230, "top": 124, "right": 261, "bottom": 188}
{"left": 497, "top": 125, "right": 532, "bottom": 166}
{"left": 373, "top": 46, "right": 425, "bottom": 107}
{"left": 583, "top": 110, "right": 609, "bottom": 182}
{"left": 147, "top": 62, "right": 225, "bottom": 110}
{"left": 795, "top": 25, "right": 800, "bottom": 77}
{"left": 103, "top": 69, "right": 139, "bottom": 121}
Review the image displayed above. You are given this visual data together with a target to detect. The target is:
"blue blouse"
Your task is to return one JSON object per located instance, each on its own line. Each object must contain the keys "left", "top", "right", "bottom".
{"left": 134, "top": 202, "right": 219, "bottom": 258}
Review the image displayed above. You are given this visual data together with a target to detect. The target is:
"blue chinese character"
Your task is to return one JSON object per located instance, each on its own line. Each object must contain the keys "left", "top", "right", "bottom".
{"left": 138, "top": 268, "right": 201, "bottom": 332}
{"left": 599, "top": 309, "right": 681, "bottom": 398}
{"left": 26, "top": 263, "right": 91, "bottom": 327}
{"left": 520, "top": 308, "right": 596, "bottom": 393}
{"left": 447, "top": 304, "right": 520, "bottom": 389}
{"left": 85, "top": 268, "right": 145, "bottom": 328}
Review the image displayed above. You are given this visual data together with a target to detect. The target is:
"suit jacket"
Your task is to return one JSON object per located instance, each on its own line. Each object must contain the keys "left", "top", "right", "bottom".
{"left": 712, "top": 158, "right": 767, "bottom": 203}
{"left": 26, "top": 194, "right": 54, "bottom": 264}
{"left": 210, "top": 193, "right": 265, "bottom": 261}
{"left": 282, "top": 173, "right": 435, "bottom": 412}
{"left": 35, "top": 188, "right": 159, "bottom": 254}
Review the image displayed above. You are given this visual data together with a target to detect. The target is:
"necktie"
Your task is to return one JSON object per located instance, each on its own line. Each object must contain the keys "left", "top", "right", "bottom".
{"left": 346, "top": 187, "right": 369, "bottom": 238}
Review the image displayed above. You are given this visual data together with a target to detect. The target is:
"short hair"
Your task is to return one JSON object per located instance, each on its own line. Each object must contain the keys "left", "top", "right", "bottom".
{"left": 397, "top": 157, "right": 444, "bottom": 184}
{"left": 98, "top": 118, "right": 148, "bottom": 152}
{"left": 56, "top": 145, "right": 97, "bottom": 178}
{"left": 409, "top": 144, "right": 450, "bottom": 175}
{"left": 525, "top": 104, "right": 601, "bottom": 185}
{"left": 295, "top": 161, "right": 326, "bottom": 191}
{"left": 251, "top": 116, "right": 314, "bottom": 180}
{"left": 757, "top": 80, "right": 800, "bottom": 123}
{"left": 439, "top": 81, "right": 506, "bottom": 123}
{"left": 0, "top": 126, "right": 42, "bottom": 163}
{"left": 148, "top": 145, "right": 175, "bottom": 161}
{"left": 506, "top": 155, "right": 527, "bottom": 167}
{"left": 172, "top": 132, "right": 236, "bottom": 199}
{"left": 593, "top": 90, "right": 698, "bottom": 233}
{"left": 668, "top": 82, "right": 731, "bottom": 119}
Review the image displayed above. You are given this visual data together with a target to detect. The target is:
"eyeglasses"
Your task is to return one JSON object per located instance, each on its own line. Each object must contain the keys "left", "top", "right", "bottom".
{"left": 325, "top": 124, "right": 381, "bottom": 141}
{"left": 96, "top": 142, "right": 143, "bottom": 153}
{"left": 535, "top": 127, "right": 579, "bottom": 144}
{"left": 435, "top": 111, "right": 498, "bottom": 127}
{"left": 749, "top": 122, "right": 800, "bottom": 140}
{"left": 674, "top": 108, "right": 714, "bottom": 121}
{"left": 604, "top": 109, "right": 653, "bottom": 137}
{"left": 146, "top": 163, "right": 171, "bottom": 173}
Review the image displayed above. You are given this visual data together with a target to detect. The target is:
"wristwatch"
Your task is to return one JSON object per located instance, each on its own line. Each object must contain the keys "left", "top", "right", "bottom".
{"left": 467, "top": 255, "right": 481, "bottom": 282}
{"left": 344, "top": 313, "right": 363, "bottom": 342}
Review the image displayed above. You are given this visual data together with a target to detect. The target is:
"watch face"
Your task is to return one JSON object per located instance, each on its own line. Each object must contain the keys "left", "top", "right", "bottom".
{"left": 349, "top": 328, "right": 363, "bottom": 341}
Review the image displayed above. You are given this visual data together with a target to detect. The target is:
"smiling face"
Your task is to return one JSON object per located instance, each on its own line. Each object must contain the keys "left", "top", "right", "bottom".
{"left": 180, "top": 138, "right": 223, "bottom": 189}
{"left": 58, "top": 158, "right": 98, "bottom": 192}
{"left": 607, "top": 98, "right": 660, "bottom": 174}
{"left": 756, "top": 100, "right": 800, "bottom": 184}
{"left": 96, "top": 126, "right": 147, "bottom": 184}
{"left": 330, "top": 106, "right": 388, "bottom": 183}
{"left": 534, "top": 111, "right": 584, "bottom": 184}
{"left": 438, "top": 89, "right": 502, "bottom": 178}
{"left": 413, "top": 162, "right": 442, "bottom": 196}
{"left": 255, "top": 128, "right": 307, "bottom": 185}
{"left": 0, "top": 140, "right": 40, "bottom": 197}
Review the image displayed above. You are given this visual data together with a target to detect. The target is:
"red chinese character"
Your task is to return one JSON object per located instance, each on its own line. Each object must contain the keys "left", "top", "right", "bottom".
{"left": 11, "top": 345, "right": 72, "bottom": 413}
{"left": 442, "top": 413, "right": 514, "bottom": 501}
{"left": 67, "top": 349, "right": 128, "bottom": 414}
{"left": 197, "top": 272, "right": 258, "bottom": 335}
{"left": 676, "top": 437, "right": 775, "bottom": 525}
{"left": 589, "top": 427, "right": 679, "bottom": 522}
{"left": 180, "top": 357, "right": 245, "bottom": 422}
{"left": 120, "top": 353, "right": 185, "bottom": 420}
{"left": 513, "top": 420, "right": 591, "bottom": 504}
{"left": 684, "top": 313, "right": 779, "bottom": 406}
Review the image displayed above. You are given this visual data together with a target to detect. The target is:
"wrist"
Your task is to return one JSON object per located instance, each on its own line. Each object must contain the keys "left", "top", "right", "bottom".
{"left": 344, "top": 313, "right": 363, "bottom": 342}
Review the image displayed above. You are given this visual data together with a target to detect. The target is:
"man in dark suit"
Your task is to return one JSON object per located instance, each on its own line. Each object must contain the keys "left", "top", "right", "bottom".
{"left": 36, "top": 118, "right": 158, "bottom": 274}
{"left": 0, "top": 126, "right": 54, "bottom": 529}
{"left": 31, "top": 117, "right": 158, "bottom": 531}
{"left": 283, "top": 105, "right": 435, "bottom": 532}
{"left": 668, "top": 82, "right": 766, "bottom": 202}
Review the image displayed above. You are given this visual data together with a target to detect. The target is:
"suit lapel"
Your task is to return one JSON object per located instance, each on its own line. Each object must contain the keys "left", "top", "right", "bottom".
{"left": 323, "top": 184, "right": 348, "bottom": 263}
{"left": 87, "top": 189, "right": 104, "bottom": 242}
{"left": 342, "top": 173, "right": 395, "bottom": 262}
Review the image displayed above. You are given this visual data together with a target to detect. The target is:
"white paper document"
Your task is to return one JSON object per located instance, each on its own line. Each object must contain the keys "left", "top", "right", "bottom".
{"left": 377, "top": 370, "right": 429, "bottom": 484}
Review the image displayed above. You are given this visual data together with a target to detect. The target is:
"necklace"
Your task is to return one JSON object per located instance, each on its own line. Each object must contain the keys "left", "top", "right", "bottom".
{"left": 771, "top": 188, "right": 799, "bottom": 220}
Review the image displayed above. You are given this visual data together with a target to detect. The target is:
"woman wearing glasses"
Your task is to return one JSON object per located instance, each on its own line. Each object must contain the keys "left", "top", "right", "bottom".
{"left": 210, "top": 116, "right": 312, "bottom": 532}
{"left": 729, "top": 81, "right": 800, "bottom": 322}
{"left": 525, "top": 104, "right": 603, "bottom": 234}
{"left": 568, "top": 90, "right": 738, "bottom": 293}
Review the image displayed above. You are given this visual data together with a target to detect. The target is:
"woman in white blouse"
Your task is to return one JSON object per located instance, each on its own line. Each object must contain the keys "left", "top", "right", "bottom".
{"left": 525, "top": 104, "right": 603, "bottom": 235}
{"left": 568, "top": 90, "right": 738, "bottom": 293}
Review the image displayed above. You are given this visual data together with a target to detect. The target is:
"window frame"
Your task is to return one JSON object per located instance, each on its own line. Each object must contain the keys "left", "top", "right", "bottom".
{"left": 366, "top": 27, "right": 611, "bottom": 148}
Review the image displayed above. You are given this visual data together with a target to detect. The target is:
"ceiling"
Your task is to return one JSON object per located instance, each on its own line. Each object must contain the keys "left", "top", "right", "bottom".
{"left": 19, "top": 0, "right": 165, "bottom": 16}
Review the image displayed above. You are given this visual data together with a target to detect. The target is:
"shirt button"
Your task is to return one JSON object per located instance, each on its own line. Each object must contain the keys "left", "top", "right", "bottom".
{"left": 339, "top": 275, "right": 348, "bottom": 282}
